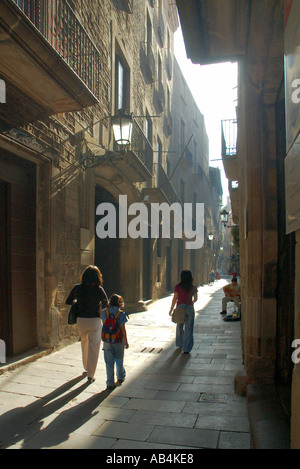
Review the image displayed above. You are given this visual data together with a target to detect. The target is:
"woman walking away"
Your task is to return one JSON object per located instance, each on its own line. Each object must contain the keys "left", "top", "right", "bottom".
{"left": 101, "top": 294, "right": 129, "bottom": 390}
{"left": 66, "top": 265, "right": 108, "bottom": 384}
{"left": 169, "top": 270, "right": 198, "bottom": 354}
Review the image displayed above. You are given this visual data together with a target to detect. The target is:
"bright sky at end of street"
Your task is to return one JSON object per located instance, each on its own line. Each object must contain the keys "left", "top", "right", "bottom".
{"left": 174, "top": 27, "right": 238, "bottom": 203}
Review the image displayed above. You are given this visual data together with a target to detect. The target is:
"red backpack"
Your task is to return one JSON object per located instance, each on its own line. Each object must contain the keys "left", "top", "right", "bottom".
{"left": 101, "top": 309, "right": 123, "bottom": 343}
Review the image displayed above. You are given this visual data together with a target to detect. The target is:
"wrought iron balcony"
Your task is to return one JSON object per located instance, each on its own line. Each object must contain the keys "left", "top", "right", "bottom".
{"left": 0, "top": 0, "right": 100, "bottom": 123}
{"left": 130, "top": 120, "right": 153, "bottom": 173}
{"left": 113, "top": 119, "right": 153, "bottom": 182}
{"left": 12, "top": 0, "right": 101, "bottom": 99}
{"left": 221, "top": 119, "right": 237, "bottom": 157}
{"left": 143, "top": 163, "right": 178, "bottom": 204}
{"left": 156, "top": 163, "right": 178, "bottom": 204}
{"left": 221, "top": 119, "right": 239, "bottom": 181}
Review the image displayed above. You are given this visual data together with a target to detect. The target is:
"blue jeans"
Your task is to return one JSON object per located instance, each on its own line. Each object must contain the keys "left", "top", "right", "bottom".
{"left": 175, "top": 304, "right": 195, "bottom": 353}
{"left": 102, "top": 342, "right": 126, "bottom": 386}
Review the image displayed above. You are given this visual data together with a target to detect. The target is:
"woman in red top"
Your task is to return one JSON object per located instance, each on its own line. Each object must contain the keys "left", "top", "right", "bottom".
{"left": 169, "top": 270, "right": 198, "bottom": 354}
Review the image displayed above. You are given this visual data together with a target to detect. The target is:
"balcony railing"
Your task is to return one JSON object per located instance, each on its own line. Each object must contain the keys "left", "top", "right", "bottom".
{"left": 221, "top": 119, "right": 239, "bottom": 181}
{"left": 12, "top": 0, "right": 101, "bottom": 99}
{"left": 221, "top": 119, "right": 237, "bottom": 157}
{"left": 130, "top": 119, "right": 154, "bottom": 174}
{"left": 155, "top": 163, "right": 178, "bottom": 204}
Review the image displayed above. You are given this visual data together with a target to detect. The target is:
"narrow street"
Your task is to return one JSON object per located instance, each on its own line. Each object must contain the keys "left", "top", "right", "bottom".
{"left": 0, "top": 278, "right": 250, "bottom": 450}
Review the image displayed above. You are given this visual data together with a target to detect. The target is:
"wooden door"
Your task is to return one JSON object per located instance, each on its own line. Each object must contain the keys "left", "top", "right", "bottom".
{"left": 0, "top": 155, "right": 37, "bottom": 356}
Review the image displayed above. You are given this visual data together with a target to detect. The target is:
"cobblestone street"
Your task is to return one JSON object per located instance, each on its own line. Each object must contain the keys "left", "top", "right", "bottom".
{"left": 0, "top": 278, "right": 250, "bottom": 450}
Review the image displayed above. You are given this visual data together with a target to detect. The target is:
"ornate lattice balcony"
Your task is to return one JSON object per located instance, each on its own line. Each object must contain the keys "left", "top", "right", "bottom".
{"left": 0, "top": 0, "right": 100, "bottom": 125}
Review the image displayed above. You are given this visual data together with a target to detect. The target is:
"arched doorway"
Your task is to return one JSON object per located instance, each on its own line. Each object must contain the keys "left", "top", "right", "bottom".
{"left": 94, "top": 186, "right": 121, "bottom": 299}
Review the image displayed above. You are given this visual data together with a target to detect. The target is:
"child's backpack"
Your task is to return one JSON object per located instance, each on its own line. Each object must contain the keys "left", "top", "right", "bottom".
{"left": 102, "top": 309, "right": 123, "bottom": 343}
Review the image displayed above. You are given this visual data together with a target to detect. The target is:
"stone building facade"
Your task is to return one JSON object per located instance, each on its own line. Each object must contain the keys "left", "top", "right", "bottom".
{"left": 166, "top": 57, "right": 222, "bottom": 288}
{"left": 176, "top": 0, "right": 300, "bottom": 449}
{"left": 0, "top": 0, "right": 220, "bottom": 358}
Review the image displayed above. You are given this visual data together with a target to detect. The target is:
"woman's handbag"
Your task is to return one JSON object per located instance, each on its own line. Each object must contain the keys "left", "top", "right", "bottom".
{"left": 171, "top": 287, "right": 196, "bottom": 324}
{"left": 171, "top": 305, "right": 188, "bottom": 324}
{"left": 68, "top": 302, "right": 78, "bottom": 325}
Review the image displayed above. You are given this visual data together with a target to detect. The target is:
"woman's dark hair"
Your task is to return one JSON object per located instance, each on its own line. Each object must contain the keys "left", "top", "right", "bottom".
{"left": 178, "top": 270, "right": 194, "bottom": 292}
{"left": 81, "top": 265, "right": 103, "bottom": 286}
{"left": 109, "top": 294, "right": 124, "bottom": 308}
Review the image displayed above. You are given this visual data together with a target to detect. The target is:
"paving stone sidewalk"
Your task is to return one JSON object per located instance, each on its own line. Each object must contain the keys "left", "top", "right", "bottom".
{"left": 0, "top": 278, "right": 251, "bottom": 449}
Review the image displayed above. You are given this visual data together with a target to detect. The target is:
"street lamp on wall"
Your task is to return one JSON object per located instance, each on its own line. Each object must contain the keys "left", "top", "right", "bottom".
{"left": 208, "top": 232, "right": 214, "bottom": 250}
{"left": 220, "top": 209, "right": 229, "bottom": 226}
{"left": 111, "top": 110, "right": 133, "bottom": 146}
{"left": 80, "top": 109, "right": 133, "bottom": 170}
{"left": 220, "top": 209, "right": 237, "bottom": 229}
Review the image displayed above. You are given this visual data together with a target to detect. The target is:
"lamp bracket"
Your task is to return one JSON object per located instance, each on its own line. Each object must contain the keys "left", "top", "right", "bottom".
{"left": 80, "top": 149, "right": 126, "bottom": 170}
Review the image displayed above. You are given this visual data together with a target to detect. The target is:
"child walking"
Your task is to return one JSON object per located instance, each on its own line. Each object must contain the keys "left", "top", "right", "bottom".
{"left": 101, "top": 294, "right": 129, "bottom": 390}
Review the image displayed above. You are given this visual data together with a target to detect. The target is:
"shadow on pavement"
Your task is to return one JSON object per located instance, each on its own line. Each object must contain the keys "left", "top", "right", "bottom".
{"left": 1, "top": 279, "right": 234, "bottom": 449}
{"left": 0, "top": 373, "right": 115, "bottom": 448}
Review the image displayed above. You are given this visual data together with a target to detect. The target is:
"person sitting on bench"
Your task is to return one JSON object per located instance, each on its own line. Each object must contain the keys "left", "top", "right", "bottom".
{"left": 220, "top": 277, "right": 241, "bottom": 315}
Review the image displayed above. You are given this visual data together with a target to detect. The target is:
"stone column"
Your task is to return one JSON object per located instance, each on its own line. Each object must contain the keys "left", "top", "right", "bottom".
{"left": 239, "top": 82, "right": 278, "bottom": 383}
